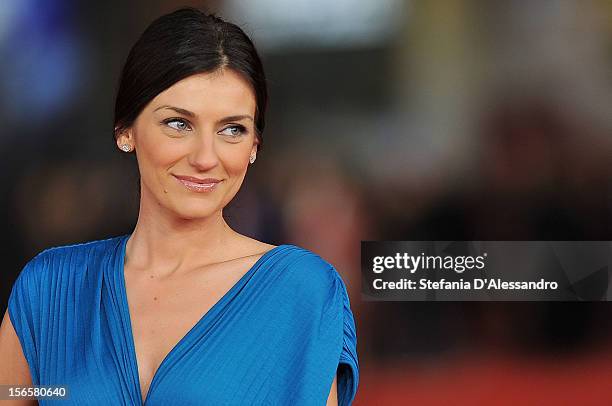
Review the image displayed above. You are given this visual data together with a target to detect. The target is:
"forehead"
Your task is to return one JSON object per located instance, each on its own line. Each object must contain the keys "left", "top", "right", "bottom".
{"left": 149, "top": 69, "right": 256, "bottom": 116}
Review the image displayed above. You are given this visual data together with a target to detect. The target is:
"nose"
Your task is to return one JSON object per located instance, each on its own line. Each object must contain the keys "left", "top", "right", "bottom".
{"left": 188, "top": 134, "right": 219, "bottom": 171}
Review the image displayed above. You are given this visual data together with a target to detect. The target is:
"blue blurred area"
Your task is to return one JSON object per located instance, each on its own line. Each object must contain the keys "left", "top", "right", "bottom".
{"left": 0, "top": 0, "right": 84, "bottom": 133}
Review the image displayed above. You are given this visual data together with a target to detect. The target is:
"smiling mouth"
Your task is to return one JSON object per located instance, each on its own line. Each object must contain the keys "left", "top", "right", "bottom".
{"left": 172, "top": 175, "right": 222, "bottom": 193}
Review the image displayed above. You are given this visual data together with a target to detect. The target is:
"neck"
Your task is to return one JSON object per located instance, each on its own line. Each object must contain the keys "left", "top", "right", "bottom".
{"left": 124, "top": 185, "right": 239, "bottom": 275}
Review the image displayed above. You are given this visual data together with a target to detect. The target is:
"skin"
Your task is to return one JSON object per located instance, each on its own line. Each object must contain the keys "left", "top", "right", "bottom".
{"left": 0, "top": 68, "right": 338, "bottom": 405}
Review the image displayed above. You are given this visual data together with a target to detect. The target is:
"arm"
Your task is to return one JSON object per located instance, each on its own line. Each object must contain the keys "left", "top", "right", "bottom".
{"left": 0, "top": 310, "right": 37, "bottom": 405}
{"left": 326, "top": 374, "right": 338, "bottom": 406}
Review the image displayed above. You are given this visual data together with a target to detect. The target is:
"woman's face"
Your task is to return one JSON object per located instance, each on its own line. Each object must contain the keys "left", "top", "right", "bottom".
{"left": 117, "top": 69, "right": 258, "bottom": 220}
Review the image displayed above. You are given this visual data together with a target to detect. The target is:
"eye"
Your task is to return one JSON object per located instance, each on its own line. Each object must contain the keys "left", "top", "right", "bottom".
{"left": 219, "top": 125, "right": 247, "bottom": 138}
{"left": 162, "top": 118, "right": 192, "bottom": 132}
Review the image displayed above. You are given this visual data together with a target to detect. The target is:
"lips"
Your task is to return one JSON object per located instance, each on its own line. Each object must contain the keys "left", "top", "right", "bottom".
{"left": 173, "top": 175, "right": 222, "bottom": 192}
{"left": 174, "top": 175, "right": 221, "bottom": 184}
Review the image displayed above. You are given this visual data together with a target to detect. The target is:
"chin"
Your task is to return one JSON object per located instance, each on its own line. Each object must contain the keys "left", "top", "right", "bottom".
{"left": 167, "top": 200, "right": 222, "bottom": 220}
{"left": 173, "top": 209, "right": 219, "bottom": 221}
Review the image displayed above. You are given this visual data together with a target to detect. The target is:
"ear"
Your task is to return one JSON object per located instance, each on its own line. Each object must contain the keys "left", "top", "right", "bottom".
{"left": 250, "top": 138, "right": 259, "bottom": 156}
{"left": 115, "top": 126, "right": 134, "bottom": 151}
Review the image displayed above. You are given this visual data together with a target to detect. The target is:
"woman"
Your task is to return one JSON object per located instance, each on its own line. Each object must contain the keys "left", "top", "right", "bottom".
{"left": 0, "top": 8, "right": 359, "bottom": 406}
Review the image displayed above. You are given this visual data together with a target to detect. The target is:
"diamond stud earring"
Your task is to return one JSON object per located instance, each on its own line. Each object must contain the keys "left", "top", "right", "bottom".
{"left": 120, "top": 144, "right": 132, "bottom": 152}
{"left": 249, "top": 154, "right": 256, "bottom": 164}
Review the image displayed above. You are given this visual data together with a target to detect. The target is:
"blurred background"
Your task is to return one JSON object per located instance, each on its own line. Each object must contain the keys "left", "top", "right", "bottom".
{"left": 2, "top": 0, "right": 612, "bottom": 404}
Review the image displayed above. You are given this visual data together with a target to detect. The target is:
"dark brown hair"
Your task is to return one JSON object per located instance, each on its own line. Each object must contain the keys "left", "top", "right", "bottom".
{"left": 113, "top": 7, "right": 267, "bottom": 146}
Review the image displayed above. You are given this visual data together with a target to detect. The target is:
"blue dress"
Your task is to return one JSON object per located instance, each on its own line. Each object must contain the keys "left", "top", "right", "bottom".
{"left": 8, "top": 234, "right": 359, "bottom": 405}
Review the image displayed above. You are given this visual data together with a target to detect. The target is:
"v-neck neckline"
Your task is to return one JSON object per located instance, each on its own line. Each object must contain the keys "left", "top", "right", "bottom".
{"left": 114, "top": 234, "right": 284, "bottom": 405}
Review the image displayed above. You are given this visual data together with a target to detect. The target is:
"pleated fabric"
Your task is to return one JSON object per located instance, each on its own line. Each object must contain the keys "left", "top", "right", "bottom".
{"left": 8, "top": 234, "right": 359, "bottom": 405}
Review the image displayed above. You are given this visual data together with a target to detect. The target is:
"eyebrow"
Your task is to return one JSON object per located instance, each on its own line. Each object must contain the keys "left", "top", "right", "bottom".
{"left": 153, "top": 105, "right": 254, "bottom": 124}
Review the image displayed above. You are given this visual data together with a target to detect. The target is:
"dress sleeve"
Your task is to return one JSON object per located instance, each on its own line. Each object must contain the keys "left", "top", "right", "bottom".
{"left": 332, "top": 271, "right": 359, "bottom": 406}
{"left": 7, "top": 253, "right": 46, "bottom": 384}
{"left": 283, "top": 250, "right": 360, "bottom": 405}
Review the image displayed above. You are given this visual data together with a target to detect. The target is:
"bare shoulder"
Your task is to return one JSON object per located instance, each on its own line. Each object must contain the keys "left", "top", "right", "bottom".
{"left": 0, "top": 310, "right": 34, "bottom": 391}
{"left": 234, "top": 235, "right": 277, "bottom": 258}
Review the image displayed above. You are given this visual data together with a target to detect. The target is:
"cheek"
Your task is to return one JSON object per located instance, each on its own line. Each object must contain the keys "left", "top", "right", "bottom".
{"left": 138, "top": 133, "right": 183, "bottom": 170}
{"left": 218, "top": 144, "right": 251, "bottom": 175}
{"left": 134, "top": 134, "right": 186, "bottom": 194}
